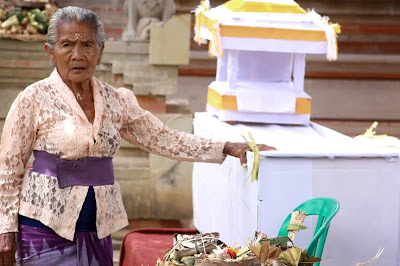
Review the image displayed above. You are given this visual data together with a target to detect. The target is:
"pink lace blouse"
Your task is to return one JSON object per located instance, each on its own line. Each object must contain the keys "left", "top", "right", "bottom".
{"left": 0, "top": 69, "right": 226, "bottom": 240}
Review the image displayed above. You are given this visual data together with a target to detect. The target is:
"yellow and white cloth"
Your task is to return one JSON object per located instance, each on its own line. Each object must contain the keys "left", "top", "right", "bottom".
{"left": 194, "top": 0, "right": 340, "bottom": 60}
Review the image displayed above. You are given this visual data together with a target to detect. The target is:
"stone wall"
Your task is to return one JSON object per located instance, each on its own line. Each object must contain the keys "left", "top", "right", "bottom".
{"left": 96, "top": 30, "right": 194, "bottom": 221}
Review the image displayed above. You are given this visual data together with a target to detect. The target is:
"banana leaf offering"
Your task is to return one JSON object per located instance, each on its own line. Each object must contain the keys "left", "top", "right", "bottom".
{"left": 247, "top": 232, "right": 320, "bottom": 266}
{"left": 157, "top": 232, "right": 258, "bottom": 266}
{"left": 0, "top": 2, "right": 58, "bottom": 40}
{"left": 157, "top": 228, "right": 320, "bottom": 266}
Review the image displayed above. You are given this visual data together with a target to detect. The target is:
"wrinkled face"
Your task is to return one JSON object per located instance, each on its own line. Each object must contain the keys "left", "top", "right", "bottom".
{"left": 45, "top": 21, "right": 104, "bottom": 86}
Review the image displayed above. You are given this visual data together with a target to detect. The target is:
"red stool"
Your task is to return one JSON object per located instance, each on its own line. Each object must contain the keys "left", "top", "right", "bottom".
{"left": 119, "top": 228, "right": 198, "bottom": 266}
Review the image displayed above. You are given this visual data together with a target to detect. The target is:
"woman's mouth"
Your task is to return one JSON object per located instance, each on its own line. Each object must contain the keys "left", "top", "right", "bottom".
{"left": 71, "top": 67, "right": 86, "bottom": 71}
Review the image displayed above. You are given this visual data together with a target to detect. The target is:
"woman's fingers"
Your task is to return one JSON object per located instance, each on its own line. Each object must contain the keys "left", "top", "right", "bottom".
{"left": 0, "top": 251, "right": 15, "bottom": 266}
{"left": 3, "top": 253, "right": 15, "bottom": 266}
{"left": 257, "top": 144, "right": 276, "bottom": 151}
{"left": 239, "top": 152, "right": 248, "bottom": 165}
{"left": 223, "top": 142, "right": 277, "bottom": 164}
{"left": 0, "top": 233, "right": 16, "bottom": 266}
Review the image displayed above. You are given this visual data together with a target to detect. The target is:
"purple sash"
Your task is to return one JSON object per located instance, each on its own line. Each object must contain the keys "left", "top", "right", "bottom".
{"left": 33, "top": 151, "right": 114, "bottom": 188}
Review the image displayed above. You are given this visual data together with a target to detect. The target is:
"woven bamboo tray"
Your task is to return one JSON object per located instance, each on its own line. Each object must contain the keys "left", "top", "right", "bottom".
{"left": 195, "top": 256, "right": 259, "bottom": 266}
{"left": 0, "top": 33, "right": 46, "bottom": 41}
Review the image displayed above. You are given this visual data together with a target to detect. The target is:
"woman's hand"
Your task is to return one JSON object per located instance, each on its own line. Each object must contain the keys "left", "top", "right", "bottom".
{"left": 0, "top": 233, "right": 16, "bottom": 266}
{"left": 223, "top": 141, "right": 276, "bottom": 165}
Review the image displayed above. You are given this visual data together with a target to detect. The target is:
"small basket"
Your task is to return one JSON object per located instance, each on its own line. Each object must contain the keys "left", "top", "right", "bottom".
{"left": 195, "top": 256, "right": 259, "bottom": 266}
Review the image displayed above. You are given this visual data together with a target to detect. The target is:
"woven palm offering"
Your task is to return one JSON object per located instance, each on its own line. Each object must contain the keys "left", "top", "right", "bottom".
{"left": 157, "top": 230, "right": 321, "bottom": 266}
{"left": 247, "top": 231, "right": 320, "bottom": 266}
{"left": 0, "top": 1, "right": 58, "bottom": 41}
{"left": 157, "top": 232, "right": 258, "bottom": 266}
{"left": 157, "top": 211, "right": 322, "bottom": 266}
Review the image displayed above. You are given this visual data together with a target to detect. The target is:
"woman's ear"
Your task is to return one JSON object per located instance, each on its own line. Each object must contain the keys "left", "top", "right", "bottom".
{"left": 97, "top": 44, "right": 105, "bottom": 65}
{"left": 44, "top": 44, "right": 55, "bottom": 64}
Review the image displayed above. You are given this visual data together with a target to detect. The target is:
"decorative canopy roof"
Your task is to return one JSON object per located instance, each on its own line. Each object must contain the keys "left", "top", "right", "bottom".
{"left": 222, "top": 0, "right": 306, "bottom": 14}
{"left": 194, "top": 0, "right": 340, "bottom": 60}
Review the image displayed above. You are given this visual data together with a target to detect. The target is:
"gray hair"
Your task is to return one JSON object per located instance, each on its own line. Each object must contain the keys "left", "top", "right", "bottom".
{"left": 46, "top": 6, "right": 105, "bottom": 50}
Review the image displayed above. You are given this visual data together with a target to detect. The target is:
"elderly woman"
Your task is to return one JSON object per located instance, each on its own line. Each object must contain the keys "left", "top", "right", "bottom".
{"left": 0, "top": 6, "right": 273, "bottom": 266}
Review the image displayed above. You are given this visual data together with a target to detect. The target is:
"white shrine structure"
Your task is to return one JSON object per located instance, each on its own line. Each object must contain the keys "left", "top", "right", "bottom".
{"left": 194, "top": 0, "right": 340, "bottom": 125}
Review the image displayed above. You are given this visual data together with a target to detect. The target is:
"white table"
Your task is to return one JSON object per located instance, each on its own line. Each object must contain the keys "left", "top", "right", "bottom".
{"left": 193, "top": 112, "right": 400, "bottom": 266}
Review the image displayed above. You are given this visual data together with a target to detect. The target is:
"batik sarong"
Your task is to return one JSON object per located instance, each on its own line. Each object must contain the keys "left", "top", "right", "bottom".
{"left": 16, "top": 224, "right": 113, "bottom": 266}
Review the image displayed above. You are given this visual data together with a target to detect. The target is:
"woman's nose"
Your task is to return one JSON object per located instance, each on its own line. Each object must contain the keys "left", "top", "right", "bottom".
{"left": 71, "top": 44, "right": 84, "bottom": 59}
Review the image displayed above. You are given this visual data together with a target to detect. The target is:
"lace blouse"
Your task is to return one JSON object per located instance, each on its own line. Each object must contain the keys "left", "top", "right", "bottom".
{"left": 0, "top": 69, "right": 226, "bottom": 240}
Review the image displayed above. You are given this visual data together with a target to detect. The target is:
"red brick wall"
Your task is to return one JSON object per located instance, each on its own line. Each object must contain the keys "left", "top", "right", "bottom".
{"left": 56, "top": 0, "right": 125, "bottom": 40}
{"left": 57, "top": 0, "right": 400, "bottom": 54}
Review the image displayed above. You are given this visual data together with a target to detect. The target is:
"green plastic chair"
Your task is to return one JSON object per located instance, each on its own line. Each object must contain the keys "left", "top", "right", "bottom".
{"left": 277, "top": 197, "right": 340, "bottom": 265}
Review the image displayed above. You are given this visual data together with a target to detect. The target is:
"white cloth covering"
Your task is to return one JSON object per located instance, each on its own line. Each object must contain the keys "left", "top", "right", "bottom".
{"left": 236, "top": 82, "right": 296, "bottom": 113}
{"left": 193, "top": 112, "right": 400, "bottom": 266}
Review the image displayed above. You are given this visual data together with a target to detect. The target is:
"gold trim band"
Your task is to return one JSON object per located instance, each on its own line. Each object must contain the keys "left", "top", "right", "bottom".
{"left": 207, "top": 87, "right": 311, "bottom": 114}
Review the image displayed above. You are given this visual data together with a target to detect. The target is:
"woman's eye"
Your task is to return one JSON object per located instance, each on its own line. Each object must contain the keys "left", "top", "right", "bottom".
{"left": 84, "top": 43, "right": 93, "bottom": 48}
{"left": 62, "top": 43, "right": 70, "bottom": 48}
